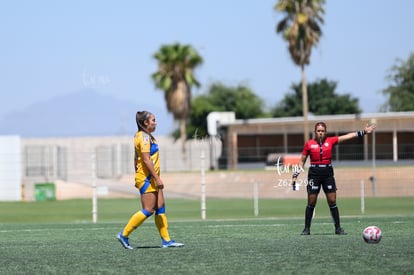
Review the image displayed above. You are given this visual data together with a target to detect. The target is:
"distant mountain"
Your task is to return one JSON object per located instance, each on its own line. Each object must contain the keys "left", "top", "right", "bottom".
{"left": 0, "top": 90, "right": 173, "bottom": 137}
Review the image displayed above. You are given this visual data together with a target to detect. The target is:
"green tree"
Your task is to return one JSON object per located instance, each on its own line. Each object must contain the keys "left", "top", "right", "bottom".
{"left": 182, "top": 83, "right": 266, "bottom": 139}
{"left": 381, "top": 53, "right": 414, "bottom": 111}
{"left": 274, "top": 0, "right": 325, "bottom": 141}
{"left": 151, "top": 43, "right": 203, "bottom": 156}
{"left": 272, "top": 79, "right": 361, "bottom": 117}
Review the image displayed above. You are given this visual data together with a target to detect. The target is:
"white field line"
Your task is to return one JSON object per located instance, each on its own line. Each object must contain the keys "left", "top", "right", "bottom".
{"left": 0, "top": 218, "right": 408, "bottom": 233}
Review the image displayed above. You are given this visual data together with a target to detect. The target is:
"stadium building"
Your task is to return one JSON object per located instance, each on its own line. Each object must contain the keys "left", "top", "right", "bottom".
{"left": 217, "top": 112, "right": 414, "bottom": 169}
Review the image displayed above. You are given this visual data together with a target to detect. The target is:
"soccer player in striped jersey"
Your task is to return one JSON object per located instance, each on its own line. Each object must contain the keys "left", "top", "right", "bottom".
{"left": 117, "top": 111, "right": 184, "bottom": 249}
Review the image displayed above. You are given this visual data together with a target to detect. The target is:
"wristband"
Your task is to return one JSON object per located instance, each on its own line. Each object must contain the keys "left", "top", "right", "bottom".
{"left": 356, "top": 130, "right": 365, "bottom": 138}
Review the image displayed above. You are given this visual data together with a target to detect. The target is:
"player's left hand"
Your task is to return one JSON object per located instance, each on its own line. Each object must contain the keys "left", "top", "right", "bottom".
{"left": 364, "top": 123, "right": 377, "bottom": 134}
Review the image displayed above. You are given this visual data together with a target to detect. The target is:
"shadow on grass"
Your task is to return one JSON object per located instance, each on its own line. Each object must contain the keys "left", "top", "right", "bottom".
{"left": 134, "top": 245, "right": 162, "bottom": 249}
{"left": 301, "top": 232, "right": 345, "bottom": 236}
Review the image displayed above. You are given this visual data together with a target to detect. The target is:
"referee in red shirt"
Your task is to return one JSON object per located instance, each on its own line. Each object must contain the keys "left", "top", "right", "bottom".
{"left": 293, "top": 121, "right": 377, "bottom": 235}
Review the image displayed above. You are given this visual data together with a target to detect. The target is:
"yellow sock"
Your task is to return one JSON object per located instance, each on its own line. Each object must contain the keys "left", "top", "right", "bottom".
{"left": 155, "top": 214, "right": 170, "bottom": 241}
{"left": 122, "top": 210, "right": 150, "bottom": 236}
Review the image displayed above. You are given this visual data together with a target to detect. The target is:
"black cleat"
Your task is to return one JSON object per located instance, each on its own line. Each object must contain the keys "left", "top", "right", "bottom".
{"left": 301, "top": 228, "right": 310, "bottom": 235}
{"left": 335, "top": 228, "right": 347, "bottom": 235}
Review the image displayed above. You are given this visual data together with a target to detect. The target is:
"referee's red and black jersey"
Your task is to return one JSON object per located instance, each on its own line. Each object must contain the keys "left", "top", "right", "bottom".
{"left": 302, "top": 136, "right": 339, "bottom": 165}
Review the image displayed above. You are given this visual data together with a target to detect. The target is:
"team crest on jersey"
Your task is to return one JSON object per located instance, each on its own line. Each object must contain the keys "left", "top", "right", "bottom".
{"left": 142, "top": 133, "right": 150, "bottom": 144}
{"left": 324, "top": 142, "right": 329, "bottom": 147}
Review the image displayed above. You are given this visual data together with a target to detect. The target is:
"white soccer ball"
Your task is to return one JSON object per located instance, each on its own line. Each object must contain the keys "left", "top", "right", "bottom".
{"left": 362, "top": 225, "right": 382, "bottom": 244}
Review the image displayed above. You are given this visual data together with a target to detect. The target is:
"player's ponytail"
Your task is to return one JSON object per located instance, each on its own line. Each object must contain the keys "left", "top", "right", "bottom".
{"left": 136, "top": 111, "right": 155, "bottom": 140}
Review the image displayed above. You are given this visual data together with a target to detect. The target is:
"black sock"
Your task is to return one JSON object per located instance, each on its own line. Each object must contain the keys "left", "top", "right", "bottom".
{"left": 305, "top": 205, "right": 315, "bottom": 229}
{"left": 329, "top": 204, "right": 341, "bottom": 229}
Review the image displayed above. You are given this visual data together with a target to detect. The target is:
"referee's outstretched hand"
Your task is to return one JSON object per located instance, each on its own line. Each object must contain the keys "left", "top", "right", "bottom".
{"left": 364, "top": 123, "right": 377, "bottom": 134}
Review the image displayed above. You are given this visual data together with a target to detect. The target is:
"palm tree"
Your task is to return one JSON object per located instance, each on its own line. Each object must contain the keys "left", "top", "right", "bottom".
{"left": 275, "top": 0, "right": 325, "bottom": 142}
{"left": 151, "top": 43, "right": 203, "bottom": 158}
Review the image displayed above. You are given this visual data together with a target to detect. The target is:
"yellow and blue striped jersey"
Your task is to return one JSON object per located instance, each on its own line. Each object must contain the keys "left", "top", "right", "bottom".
{"left": 134, "top": 131, "right": 160, "bottom": 185}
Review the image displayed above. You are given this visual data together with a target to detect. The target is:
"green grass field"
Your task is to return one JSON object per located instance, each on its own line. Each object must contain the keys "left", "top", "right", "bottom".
{"left": 0, "top": 198, "right": 413, "bottom": 274}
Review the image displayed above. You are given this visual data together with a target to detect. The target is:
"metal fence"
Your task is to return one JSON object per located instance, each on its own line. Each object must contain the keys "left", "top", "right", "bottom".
{"left": 1, "top": 134, "right": 413, "bottom": 201}
{"left": 13, "top": 136, "right": 218, "bottom": 200}
{"left": 234, "top": 144, "right": 414, "bottom": 164}
{"left": 19, "top": 142, "right": 414, "bottom": 180}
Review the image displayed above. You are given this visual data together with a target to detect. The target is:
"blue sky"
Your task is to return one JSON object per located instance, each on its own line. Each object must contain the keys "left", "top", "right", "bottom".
{"left": 1, "top": 0, "right": 413, "bottom": 135}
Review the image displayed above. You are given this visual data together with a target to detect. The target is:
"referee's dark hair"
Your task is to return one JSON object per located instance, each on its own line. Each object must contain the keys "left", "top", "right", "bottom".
{"left": 314, "top": 121, "right": 327, "bottom": 131}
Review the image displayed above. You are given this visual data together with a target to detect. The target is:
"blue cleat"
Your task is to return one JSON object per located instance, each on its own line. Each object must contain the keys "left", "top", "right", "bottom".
{"left": 117, "top": 231, "right": 133, "bottom": 249}
{"left": 162, "top": 239, "right": 184, "bottom": 248}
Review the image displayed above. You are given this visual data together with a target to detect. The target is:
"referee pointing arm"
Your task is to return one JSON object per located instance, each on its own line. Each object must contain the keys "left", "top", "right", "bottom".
{"left": 293, "top": 121, "right": 377, "bottom": 235}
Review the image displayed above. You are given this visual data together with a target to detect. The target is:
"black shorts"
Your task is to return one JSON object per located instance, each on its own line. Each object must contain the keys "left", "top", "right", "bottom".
{"left": 307, "top": 166, "right": 337, "bottom": 194}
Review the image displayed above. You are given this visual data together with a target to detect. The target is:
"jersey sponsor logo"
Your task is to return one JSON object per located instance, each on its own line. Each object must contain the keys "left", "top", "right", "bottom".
{"left": 311, "top": 144, "right": 318, "bottom": 149}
